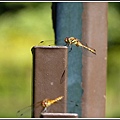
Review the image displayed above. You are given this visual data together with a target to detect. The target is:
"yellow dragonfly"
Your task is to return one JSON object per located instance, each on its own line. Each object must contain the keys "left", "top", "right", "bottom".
{"left": 36, "top": 37, "right": 96, "bottom": 84}
{"left": 17, "top": 96, "right": 64, "bottom": 118}
{"left": 37, "top": 37, "right": 96, "bottom": 54}
{"left": 40, "top": 96, "right": 64, "bottom": 112}
{"left": 64, "top": 37, "right": 96, "bottom": 55}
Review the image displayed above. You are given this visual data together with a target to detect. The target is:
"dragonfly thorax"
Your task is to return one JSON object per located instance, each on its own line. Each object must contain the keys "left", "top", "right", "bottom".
{"left": 64, "top": 37, "right": 69, "bottom": 44}
{"left": 64, "top": 37, "right": 80, "bottom": 45}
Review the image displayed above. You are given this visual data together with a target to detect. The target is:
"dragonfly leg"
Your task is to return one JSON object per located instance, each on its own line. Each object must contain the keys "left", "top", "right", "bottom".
{"left": 39, "top": 107, "right": 47, "bottom": 118}
{"left": 41, "top": 107, "right": 47, "bottom": 113}
{"left": 64, "top": 43, "right": 72, "bottom": 52}
{"left": 64, "top": 43, "right": 68, "bottom": 46}
{"left": 69, "top": 45, "right": 72, "bottom": 52}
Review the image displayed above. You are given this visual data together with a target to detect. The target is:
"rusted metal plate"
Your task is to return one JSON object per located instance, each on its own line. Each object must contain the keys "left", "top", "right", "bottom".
{"left": 81, "top": 3, "right": 108, "bottom": 117}
{"left": 31, "top": 46, "right": 68, "bottom": 118}
{"left": 40, "top": 113, "right": 78, "bottom": 118}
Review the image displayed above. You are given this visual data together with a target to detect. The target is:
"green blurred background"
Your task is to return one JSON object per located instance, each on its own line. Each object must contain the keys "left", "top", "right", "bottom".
{"left": 0, "top": 2, "right": 119, "bottom": 118}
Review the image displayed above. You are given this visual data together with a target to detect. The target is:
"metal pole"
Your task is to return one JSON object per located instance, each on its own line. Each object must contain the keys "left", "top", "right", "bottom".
{"left": 81, "top": 2, "right": 108, "bottom": 117}
{"left": 52, "top": 2, "right": 83, "bottom": 117}
{"left": 52, "top": 2, "right": 107, "bottom": 118}
{"left": 31, "top": 46, "right": 68, "bottom": 118}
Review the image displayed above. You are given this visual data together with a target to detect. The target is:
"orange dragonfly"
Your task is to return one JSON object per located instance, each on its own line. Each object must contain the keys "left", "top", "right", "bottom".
{"left": 64, "top": 37, "right": 96, "bottom": 55}
{"left": 37, "top": 37, "right": 96, "bottom": 55}
{"left": 17, "top": 96, "right": 64, "bottom": 118}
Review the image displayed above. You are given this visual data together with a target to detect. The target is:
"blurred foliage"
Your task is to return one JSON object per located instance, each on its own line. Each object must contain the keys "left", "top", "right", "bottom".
{"left": 108, "top": 3, "right": 120, "bottom": 44}
{"left": 106, "top": 2, "right": 120, "bottom": 118}
{"left": 0, "top": 2, "right": 120, "bottom": 118}
{"left": 0, "top": 2, "right": 54, "bottom": 118}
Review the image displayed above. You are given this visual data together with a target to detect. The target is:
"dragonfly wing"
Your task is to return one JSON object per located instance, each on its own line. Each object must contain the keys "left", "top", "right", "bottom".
{"left": 16, "top": 101, "right": 43, "bottom": 118}
{"left": 38, "top": 40, "right": 55, "bottom": 46}
{"left": 17, "top": 100, "right": 80, "bottom": 118}
{"left": 16, "top": 105, "right": 32, "bottom": 118}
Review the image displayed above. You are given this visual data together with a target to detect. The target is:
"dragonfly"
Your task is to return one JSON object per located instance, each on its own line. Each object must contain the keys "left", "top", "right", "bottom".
{"left": 64, "top": 37, "right": 96, "bottom": 55}
{"left": 37, "top": 37, "right": 96, "bottom": 84}
{"left": 17, "top": 96, "right": 64, "bottom": 118}
{"left": 37, "top": 37, "right": 96, "bottom": 55}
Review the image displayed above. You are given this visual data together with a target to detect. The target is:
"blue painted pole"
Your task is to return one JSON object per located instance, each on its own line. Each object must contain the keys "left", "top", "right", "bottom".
{"left": 52, "top": 2, "right": 83, "bottom": 117}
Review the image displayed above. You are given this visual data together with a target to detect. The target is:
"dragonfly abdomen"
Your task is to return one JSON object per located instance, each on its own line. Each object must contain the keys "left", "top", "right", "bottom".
{"left": 50, "top": 96, "right": 64, "bottom": 105}
{"left": 64, "top": 37, "right": 96, "bottom": 55}
{"left": 82, "top": 45, "right": 96, "bottom": 55}
{"left": 41, "top": 96, "right": 64, "bottom": 108}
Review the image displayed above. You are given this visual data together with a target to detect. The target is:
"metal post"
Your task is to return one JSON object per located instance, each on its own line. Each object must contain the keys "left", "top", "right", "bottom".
{"left": 52, "top": 2, "right": 107, "bottom": 118}
{"left": 81, "top": 2, "right": 108, "bottom": 117}
{"left": 31, "top": 46, "right": 68, "bottom": 118}
{"left": 52, "top": 2, "right": 83, "bottom": 117}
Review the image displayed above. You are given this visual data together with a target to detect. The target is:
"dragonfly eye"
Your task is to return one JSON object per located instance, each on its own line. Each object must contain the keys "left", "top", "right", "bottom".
{"left": 41, "top": 99, "right": 48, "bottom": 108}
{"left": 64, "top": 37, "right": 69, "bottom": 43}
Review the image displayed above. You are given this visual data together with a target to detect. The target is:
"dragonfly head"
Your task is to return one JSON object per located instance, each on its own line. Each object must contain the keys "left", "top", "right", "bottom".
{"left": 64, "top": 37, "right": 69, "bottom": 43}
{"left": 64, "top": 37, "right": 78, "bottom": 44}
{"left": 41, "top": 99, "right": 49, "bottom": 108}
{"left": 64, "top": 37, "right": 76, "bottom": 44}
